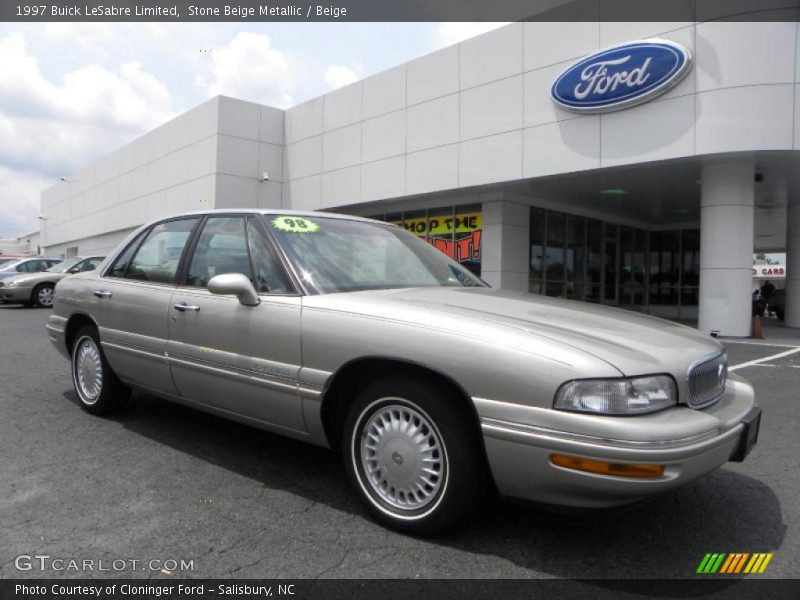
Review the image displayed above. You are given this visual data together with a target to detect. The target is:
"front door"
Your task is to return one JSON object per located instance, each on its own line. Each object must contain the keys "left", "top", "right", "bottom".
{"left": 166, "top": 216, "right": 305, "bottom": 432}
{"left": 94, "top": 217, "right": 200, "bottom": 396}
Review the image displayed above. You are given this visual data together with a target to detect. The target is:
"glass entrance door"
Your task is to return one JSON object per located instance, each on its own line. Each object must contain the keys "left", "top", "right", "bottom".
{"left": 603, "top": 225, "right": 618, "bottom": 305}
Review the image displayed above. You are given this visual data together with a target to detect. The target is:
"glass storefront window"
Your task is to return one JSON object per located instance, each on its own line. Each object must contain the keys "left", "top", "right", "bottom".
{"left": 546, "top": 212, "right": 566, "bottom": 286}
{"left": 566, "top": 216, "right": 586, "bottom": 300}
{"left": 586, "top": 219, "right": 602, "bottom": 291}
{"left": 681, "top": 229, "right": 700, "bottom": 287}
{"left": 649, "top": 231, "right": 680, "bottom": 305}
{"left": 529, "top": 206, "right": 699, "bottom": 311}
{"left": 529, "top": 208, "right": 545, "bottom": 294}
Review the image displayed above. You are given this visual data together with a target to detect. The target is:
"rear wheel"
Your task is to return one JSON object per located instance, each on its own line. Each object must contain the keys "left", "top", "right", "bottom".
{"left": 343, "top": 376, "right": 487, "bottom": 535}
{"left": 71, "top": 326, "right": 130, "bottom": 414}
{"left": 32, "top": 283, "right": 54, "bottom": 308}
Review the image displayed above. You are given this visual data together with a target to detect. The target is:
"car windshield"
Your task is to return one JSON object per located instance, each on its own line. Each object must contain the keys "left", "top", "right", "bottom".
{"left": 265, "top": 215, "right": 486, "bottom": 294}
{"left": 0, "top": 258, "right": 17, "bottom": 267}
{"left": 46, "top": 257, "right": 82, "bottom": 273}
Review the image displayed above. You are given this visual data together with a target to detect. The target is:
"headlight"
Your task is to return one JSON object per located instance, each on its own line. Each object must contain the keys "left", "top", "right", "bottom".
{"left": 554, "top": 375, "right": 677, "bottom": 415}
{"left": 4, "top": 280, "right": 19, "bottom": 288}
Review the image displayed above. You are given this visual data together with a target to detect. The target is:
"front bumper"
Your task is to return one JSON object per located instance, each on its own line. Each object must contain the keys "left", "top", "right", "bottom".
{"left": 0, "top": 285, "right": 33, "bottom": 302}
{"left": 46, "top": 314, "right": 70, "bottom": 359}
{"left": 477, "top": 374, "right": 757, "bottom": 508}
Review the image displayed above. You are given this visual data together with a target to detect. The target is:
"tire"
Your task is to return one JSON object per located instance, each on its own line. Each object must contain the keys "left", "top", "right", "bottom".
{"left": 343, "top": 376, "right": 487, "bottom": 535}
{"left": 31, "top": 283, "right": 55, "bottom": 308}
{"left": 70, "top": 326, "right": 130, "bottom": 415}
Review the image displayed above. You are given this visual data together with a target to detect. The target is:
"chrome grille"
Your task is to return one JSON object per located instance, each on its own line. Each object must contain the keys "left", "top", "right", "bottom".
{"left": 687, "top": 352, "right": 727, "bottom": 408}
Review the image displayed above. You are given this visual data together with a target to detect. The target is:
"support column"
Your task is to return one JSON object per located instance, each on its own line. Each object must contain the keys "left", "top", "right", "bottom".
{"left": 698, "top": 160, "right": 755, "bottom": 337}
{"left": 786, "top": 187, "right": 800, "bottom": 328}
{"left": 481, "top": 200, "right": 530, "bottom": 291}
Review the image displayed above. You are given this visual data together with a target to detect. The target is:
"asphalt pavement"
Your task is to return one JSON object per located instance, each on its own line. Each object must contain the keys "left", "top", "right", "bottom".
{"left": 0, "top": 305, "right": 798, "bottom": 580}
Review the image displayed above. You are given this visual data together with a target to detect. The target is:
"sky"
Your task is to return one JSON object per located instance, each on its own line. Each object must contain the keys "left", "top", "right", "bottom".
{"left": 0, "top": 21, "right": 507, "bottom": 239}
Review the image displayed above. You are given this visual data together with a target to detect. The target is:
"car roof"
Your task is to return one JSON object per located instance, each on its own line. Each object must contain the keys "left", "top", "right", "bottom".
{"left": 154, "top": 209, "right": 390, "bottom": 226}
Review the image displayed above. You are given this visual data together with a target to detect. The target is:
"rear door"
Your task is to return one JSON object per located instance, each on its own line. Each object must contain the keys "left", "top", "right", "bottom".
{"left": 166, "top": 215, "right": 305, "bottom": 432}
{"left": 93, "top": 217, "right": 201, "bottom": 396}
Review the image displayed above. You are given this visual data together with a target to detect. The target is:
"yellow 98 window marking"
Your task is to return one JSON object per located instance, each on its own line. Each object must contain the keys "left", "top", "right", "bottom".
{"left": 271, "top": 216, "right": 320, "bottom": 233}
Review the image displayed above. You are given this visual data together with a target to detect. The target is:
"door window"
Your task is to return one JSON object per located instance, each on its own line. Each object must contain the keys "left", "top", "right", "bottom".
{"left": 186, "top": 217, "right": 254, "bottom": 288}
{"left": 247, "top": 219, "right": 292, "bottom": 294}
{"left": 121, "top": 218, "right": 198, "bottom": 284}
{"left": 19, "top": 260, "right": 46, "bottom": 272}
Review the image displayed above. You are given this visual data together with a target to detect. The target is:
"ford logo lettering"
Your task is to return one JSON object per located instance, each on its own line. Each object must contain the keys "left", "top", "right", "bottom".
{"left": 551, "top": 39, "right": 692, "bottom": 113}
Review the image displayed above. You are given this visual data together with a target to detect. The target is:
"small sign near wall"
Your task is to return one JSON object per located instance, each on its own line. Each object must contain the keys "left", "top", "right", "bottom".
{"left": 753, "top": 265, "right": 786, "bottom": 279}
{"left": 551, "top": 39, "right": 693, "bottom": 114}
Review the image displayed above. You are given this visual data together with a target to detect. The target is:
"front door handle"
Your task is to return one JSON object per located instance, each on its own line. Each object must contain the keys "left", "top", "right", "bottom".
{"left": 173, "top": 302, "right": 200, "bottom": 312}
{"left": 93, "top": 290, "right": 112, "bottom": 298}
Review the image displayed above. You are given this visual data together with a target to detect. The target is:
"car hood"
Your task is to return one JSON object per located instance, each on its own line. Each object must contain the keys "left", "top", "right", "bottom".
{"left": 311, "top": 287, "right": 723, "bottom": 376}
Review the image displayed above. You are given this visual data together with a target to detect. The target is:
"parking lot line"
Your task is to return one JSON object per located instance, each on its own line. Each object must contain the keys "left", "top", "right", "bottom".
{"left": 729, "top": 347, "right": 800, "bottom": 371}
{"left": 723, "top": 340, "right": 800, "bottom": 349}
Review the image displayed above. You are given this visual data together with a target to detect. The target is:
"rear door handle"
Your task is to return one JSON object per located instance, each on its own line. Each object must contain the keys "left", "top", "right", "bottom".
{"left": 93, "top": 290, "right": 112, "bottom": 298}
{"left": 173, "top": 302, "right": 200, "bottom": 312}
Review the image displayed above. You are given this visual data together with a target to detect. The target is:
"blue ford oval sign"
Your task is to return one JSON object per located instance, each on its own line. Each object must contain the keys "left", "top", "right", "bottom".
{"left": 551, "top": 39, "right": 692, "bottom": 113}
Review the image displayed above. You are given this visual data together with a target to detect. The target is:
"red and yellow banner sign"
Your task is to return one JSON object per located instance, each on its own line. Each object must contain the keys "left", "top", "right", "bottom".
{"left": 394, "top": 212, "right": 482, "bottom": 263}
{"left": 399, "top": 212, "right": 482, "bottom": 237}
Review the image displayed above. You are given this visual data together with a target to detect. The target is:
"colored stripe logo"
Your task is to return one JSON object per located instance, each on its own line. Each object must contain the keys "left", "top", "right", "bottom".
{"left": 696, "top": 553, "right": 773, "bottom": 574}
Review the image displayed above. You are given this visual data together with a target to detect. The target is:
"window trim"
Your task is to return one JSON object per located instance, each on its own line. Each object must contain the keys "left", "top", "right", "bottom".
{"left": 102, "top": 216, "right": 202, "bottom": 286}
{"left": 178, "top": 215, "right": 255, "bottom": 290}
{"left": 174, "top": 213, "right": 300, "bottom": 297}
{"left": 102, "top": 227, "right": 150, "bottom": 279}
{"left": 245, "top": 216, "right": 300, "bottom": 296}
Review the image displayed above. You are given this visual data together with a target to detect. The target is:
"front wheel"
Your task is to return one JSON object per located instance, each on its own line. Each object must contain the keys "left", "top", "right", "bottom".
{"left": 343, "top": 377, "right": 487, "bottom": 535}
{"left": 71, "top": 326, "right": 130, "bottom": 414}
{"left": 32, "top": 283, "right": 55, "bottom": 308}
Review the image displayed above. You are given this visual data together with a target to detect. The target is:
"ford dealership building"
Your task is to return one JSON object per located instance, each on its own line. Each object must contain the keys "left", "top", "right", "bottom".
{"left": 39, "top": 20, "right": 800, "bottom": 336}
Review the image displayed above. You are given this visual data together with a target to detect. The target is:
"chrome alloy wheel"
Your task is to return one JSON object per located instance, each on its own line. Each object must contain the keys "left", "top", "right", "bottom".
{"left": 355, "top": 400, "right": 447, "bottom": 515}
{"left": 37, "top": 285, "right": 54, "bottom": 307}
{"left": 74, "top": 336, "right": 103, "bottom": 404}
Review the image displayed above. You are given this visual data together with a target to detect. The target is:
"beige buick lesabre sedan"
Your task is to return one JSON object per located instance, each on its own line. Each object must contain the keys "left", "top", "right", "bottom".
{"left": 47, "top": 210, "right": 761, "bottom": 534}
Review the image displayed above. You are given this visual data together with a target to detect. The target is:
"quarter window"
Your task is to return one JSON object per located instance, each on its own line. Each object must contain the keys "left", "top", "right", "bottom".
{"left": 186, "top": 217, "right": 254, "bottom": 288}
{"left": 121, "top": 218, "right": 198, "bottom": 284}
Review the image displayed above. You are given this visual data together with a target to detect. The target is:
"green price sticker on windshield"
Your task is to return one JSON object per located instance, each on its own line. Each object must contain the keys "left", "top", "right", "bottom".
{"left": 271, "top": 216, "right": 320, "bottom": 233}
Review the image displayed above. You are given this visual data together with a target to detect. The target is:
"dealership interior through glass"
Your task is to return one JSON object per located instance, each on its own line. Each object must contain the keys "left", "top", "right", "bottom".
{"left": 529, "top": 207, "right": 700, "bottom": 312}
{"left": 371, "top": 204, "right": 700, "bottom": 316}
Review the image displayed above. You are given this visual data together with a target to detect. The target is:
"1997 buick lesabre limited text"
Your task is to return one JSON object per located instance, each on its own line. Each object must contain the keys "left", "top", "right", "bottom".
{"left": 47, "top": 210, "right": 762, "bottom": 534}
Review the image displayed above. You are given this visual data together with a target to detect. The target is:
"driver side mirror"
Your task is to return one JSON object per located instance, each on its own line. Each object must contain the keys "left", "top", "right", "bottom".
{"left": 207, "top": 273, "right": 260, "bottom": 306}
{"left": 67, "top": 267, "right": 81, "bottom": 274}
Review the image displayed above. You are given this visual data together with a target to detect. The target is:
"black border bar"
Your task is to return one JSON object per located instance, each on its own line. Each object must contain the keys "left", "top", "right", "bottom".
{"left": 2, "top": 579, "right": 800, "bottom": 600}
{"left": 3, "top": 0, "right": 800, "bottom": 22}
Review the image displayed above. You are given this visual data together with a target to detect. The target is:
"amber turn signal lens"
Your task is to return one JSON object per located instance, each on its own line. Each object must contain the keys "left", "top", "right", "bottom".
{"left": 550, "top": 454, "right": 666, "bottom": 478}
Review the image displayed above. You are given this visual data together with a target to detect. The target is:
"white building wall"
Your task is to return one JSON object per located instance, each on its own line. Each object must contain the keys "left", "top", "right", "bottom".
{"left": 40, "top": 97, "right": 222, "bottom": 255}
{"left": 281, "top": 18, "right": 799, "bottom": 211}
{"left": 38, "top": 15, "right": 799, "bottom": 313}
{"left": 40, "top": 97, "right": 285, "bottom": 256}
{"left": 215, "top": 97, "right": 285, "bottom": 210}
